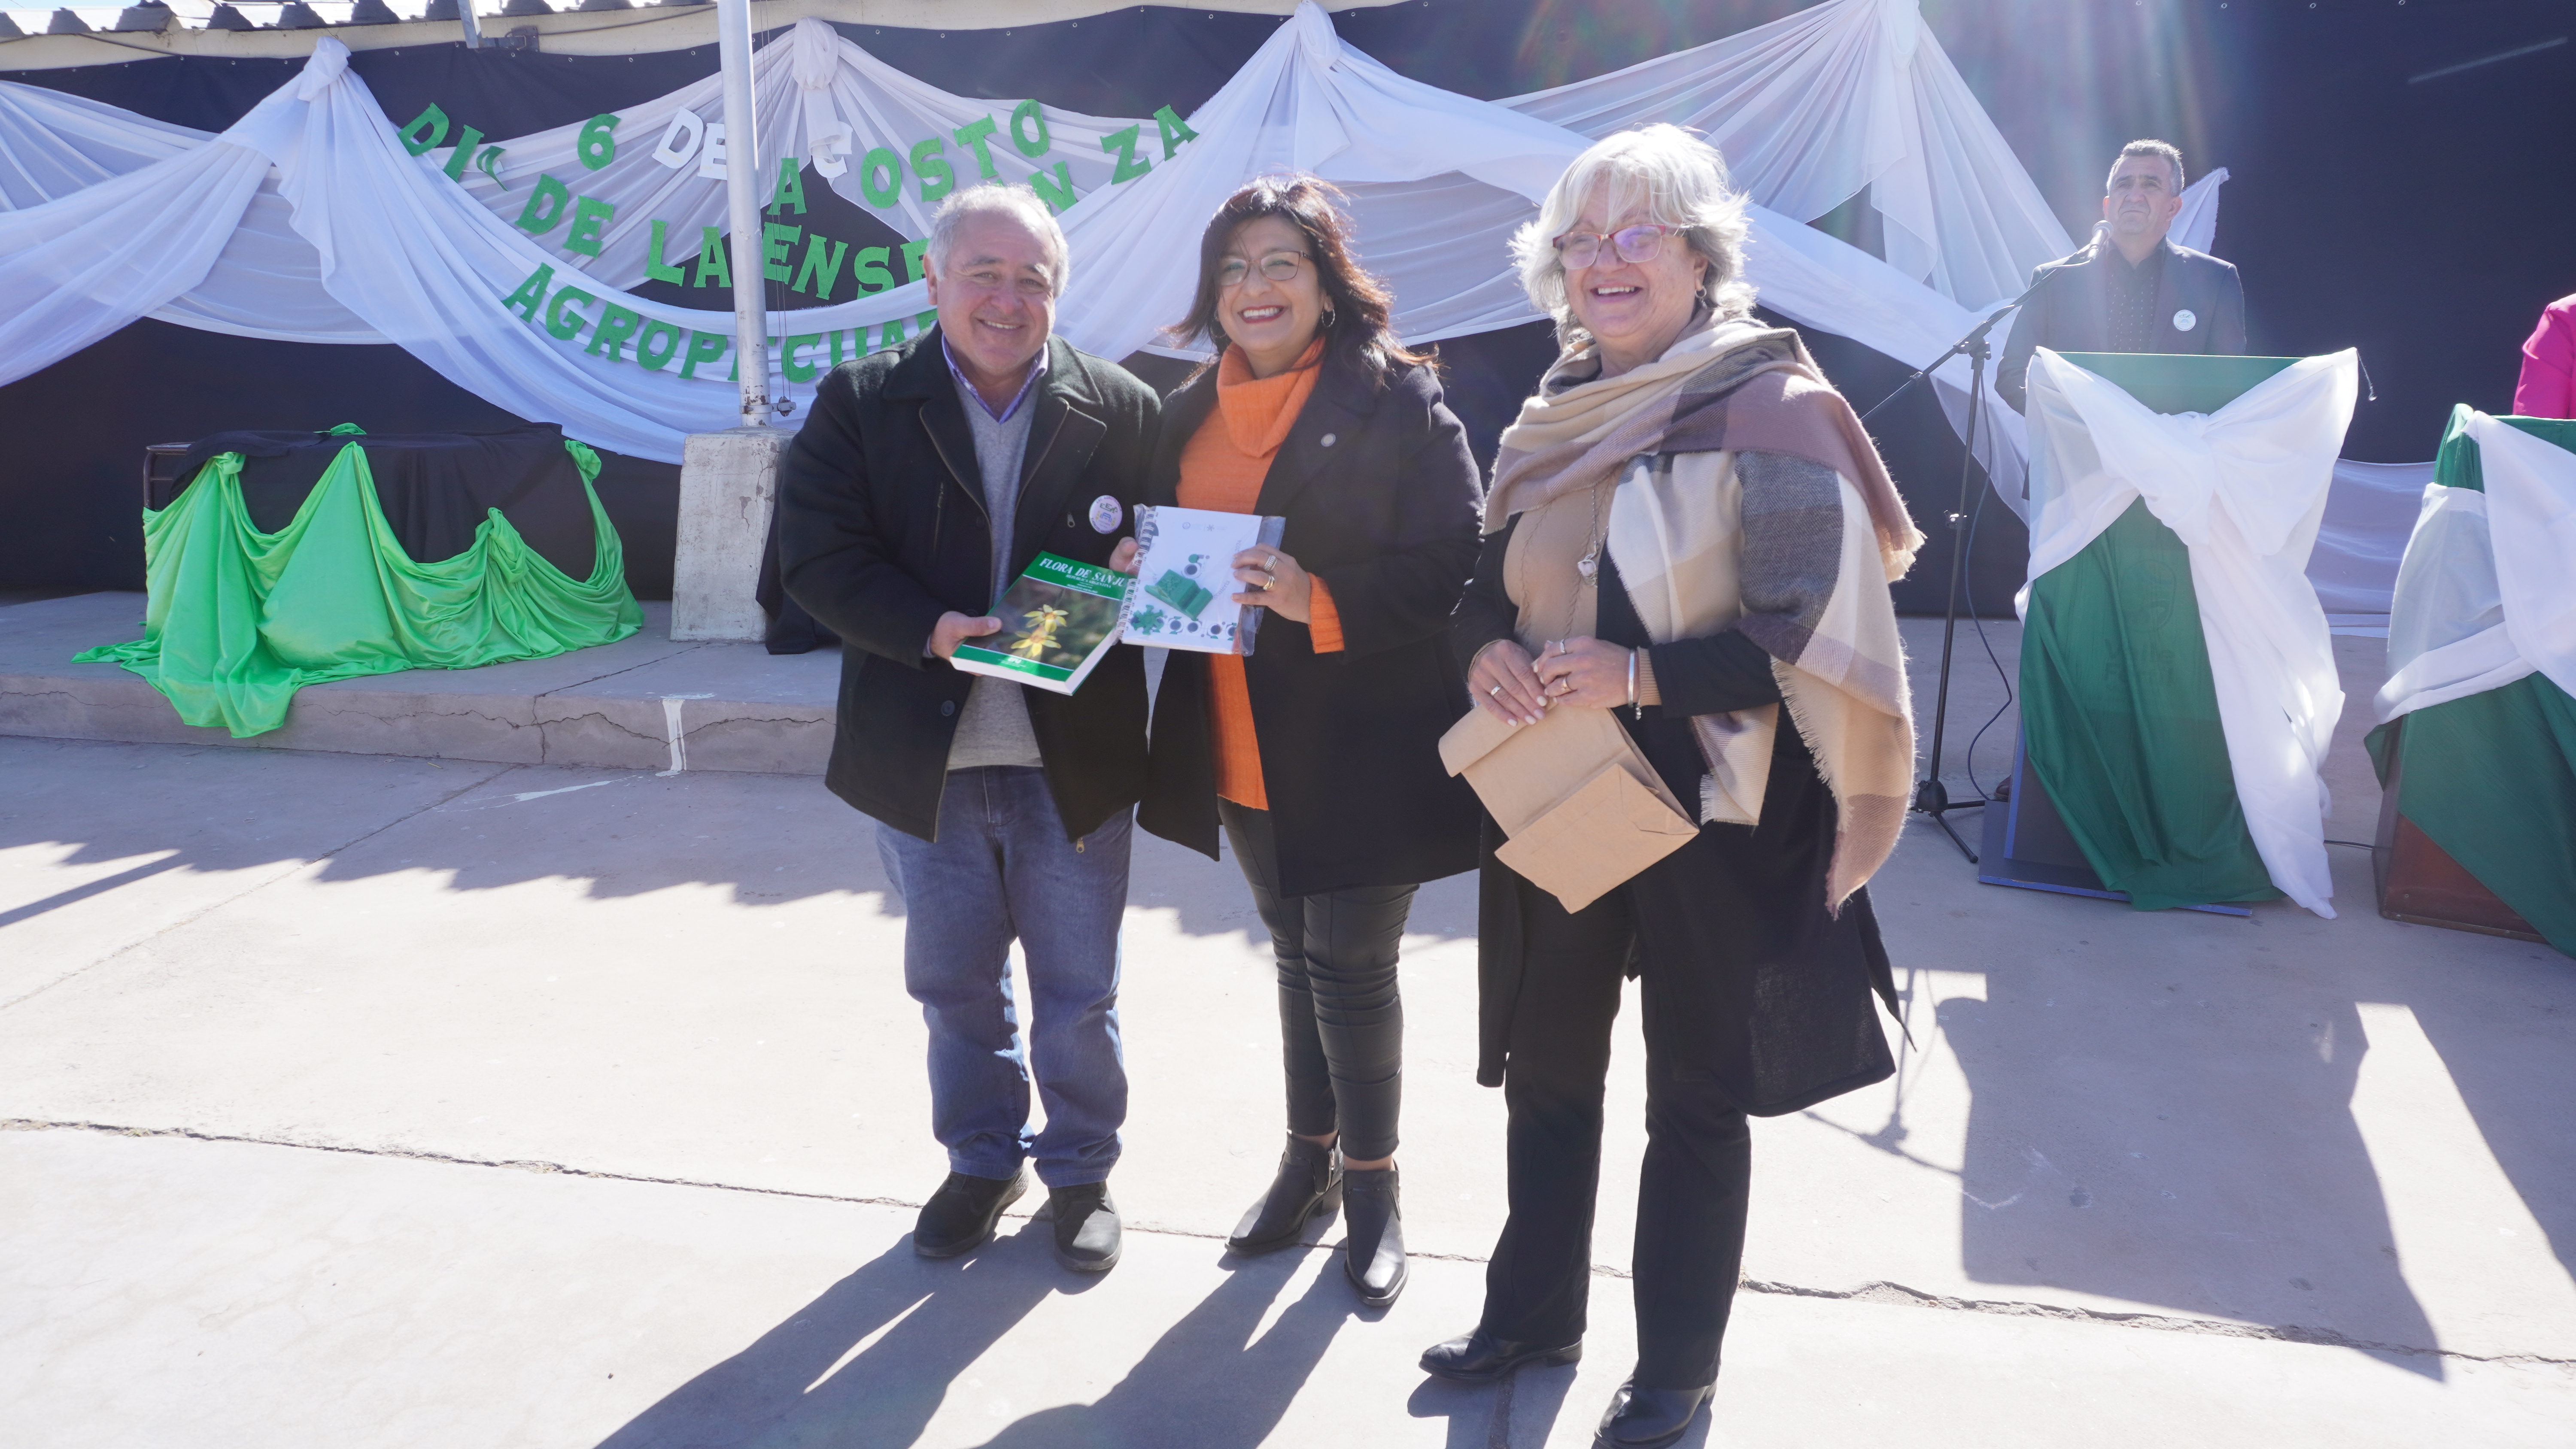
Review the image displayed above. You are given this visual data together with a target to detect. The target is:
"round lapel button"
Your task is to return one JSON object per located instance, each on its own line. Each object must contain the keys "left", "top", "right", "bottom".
{"left": 1320, "top": 432, "right": 1337, "bottom": 448}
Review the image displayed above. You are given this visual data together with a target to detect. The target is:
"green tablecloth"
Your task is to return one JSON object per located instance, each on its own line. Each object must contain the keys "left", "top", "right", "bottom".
{"left": 77, "top": 432, "right": 641, "bottom": 738}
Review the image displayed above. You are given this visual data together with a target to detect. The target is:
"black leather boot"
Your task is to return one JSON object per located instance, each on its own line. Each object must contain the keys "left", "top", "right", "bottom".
{"left": 1341, "top": 1165, "right": 1406, "bottom": 1307}
{"left": 1418, "top": 1328, "right": 1583, "bottom": 1385}
{"left": 1594, "top": 1379, "right": 1715, "bottom": 1449}
{"left": 912, "top": 1170, "right": 1026, "bottom": 1258}
{"left": 1227, "top": 1134, "right": 1342, "bottom": 1255}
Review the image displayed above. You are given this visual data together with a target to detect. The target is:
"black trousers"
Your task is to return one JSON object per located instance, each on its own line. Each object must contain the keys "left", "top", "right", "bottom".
{"left": 1479, "top": 867, "right": 1753, "bottom": 1390}
{"left": 1219, "top": 800, "right": 1416, "bottom": 1162}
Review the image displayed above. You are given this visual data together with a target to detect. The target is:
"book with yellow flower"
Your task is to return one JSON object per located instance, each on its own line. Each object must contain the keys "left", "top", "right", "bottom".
{"left": 949, "top": 552, "right": 1129, "bottom": 694}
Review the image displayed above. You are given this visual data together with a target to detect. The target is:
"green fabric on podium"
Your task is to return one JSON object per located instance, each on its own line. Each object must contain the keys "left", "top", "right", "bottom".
{"left": 2365, "top": 676, "right": 2576, "bottom": 957}
{"left": 2430, "top": 406, "right": 2576, "bottom": 493}
{"left": 76, "top": 438, "right": 641, "bottom": 739}
{"left": 2020, "top": 497, "right": 2280, "bottom": 910}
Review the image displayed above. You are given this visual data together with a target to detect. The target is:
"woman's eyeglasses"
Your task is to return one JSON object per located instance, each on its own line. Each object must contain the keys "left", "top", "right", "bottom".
{"left": 1216, "top": 251, "right": 1310, "bottom": 288}
{"left": 1552, "top": 224, "right": 1680, "bottom": 270}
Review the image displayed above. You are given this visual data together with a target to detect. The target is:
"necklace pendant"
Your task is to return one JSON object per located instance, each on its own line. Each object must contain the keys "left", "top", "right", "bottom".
{"left": 1577, "top": 552, "right": 1599, "bottom": 584}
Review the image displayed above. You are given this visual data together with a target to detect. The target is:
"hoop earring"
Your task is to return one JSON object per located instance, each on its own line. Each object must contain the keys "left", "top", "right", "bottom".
{"left": 1321, "top": 309, "right": 1338, "bottom": 328}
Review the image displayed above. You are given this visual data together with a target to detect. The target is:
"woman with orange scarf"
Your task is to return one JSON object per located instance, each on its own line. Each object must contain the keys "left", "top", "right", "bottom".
{"left": 1136, "top": 177, "right": 1483, "bottom": 1307}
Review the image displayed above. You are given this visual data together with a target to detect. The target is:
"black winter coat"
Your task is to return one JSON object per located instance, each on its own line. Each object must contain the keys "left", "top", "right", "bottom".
{"left": 1997, "top": 236, "right": 2248, "bottom": 414}
{"left": 778, "top": 330, "right": 1161, "bottom": 842}
{"left": 1136, "top": 356, "right": 1484, "bottom": 897}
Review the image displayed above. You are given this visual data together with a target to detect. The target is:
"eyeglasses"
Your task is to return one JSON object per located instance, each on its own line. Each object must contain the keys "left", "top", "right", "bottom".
{"left": 1216, "top": 251, "right": 1309, "bottom": 288}
{"left": 1553, "top": 224, "right": 1680, "bottom": 270}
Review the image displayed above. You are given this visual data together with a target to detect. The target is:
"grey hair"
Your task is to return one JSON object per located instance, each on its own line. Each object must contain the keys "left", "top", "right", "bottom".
{"left": 927, "top": 181, "right": 1072, "bottom": 296}
{"left": 2107, "top": 139, "right": 2185, "bottom": 194}
{"left": 1512, "top": 123, "right": 1754, "bottom": 334}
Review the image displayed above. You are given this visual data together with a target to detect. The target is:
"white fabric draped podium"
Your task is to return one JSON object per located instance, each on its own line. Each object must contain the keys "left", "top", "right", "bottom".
{"left": 2021, "top": 348, "right": 2359, "bottom": 917}
{"left": 2376, "top": 412, "right": 2576, "bottom": 726}
{"left": 0, "top": 0, "right": 2096, "bottom": 470}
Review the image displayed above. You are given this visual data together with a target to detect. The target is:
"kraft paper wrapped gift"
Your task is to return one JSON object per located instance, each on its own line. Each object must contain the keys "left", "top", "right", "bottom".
{"left": 1440, "top": 701, "right": 1701, "bottom": 912}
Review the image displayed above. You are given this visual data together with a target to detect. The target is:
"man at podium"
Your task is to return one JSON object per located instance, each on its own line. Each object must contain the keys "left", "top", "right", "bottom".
{"left": 1997, "top": 140, "right": 2246, "bottom": 414}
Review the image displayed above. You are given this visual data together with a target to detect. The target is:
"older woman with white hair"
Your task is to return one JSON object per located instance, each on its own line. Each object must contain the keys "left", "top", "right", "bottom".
{"left": 1419, "top": 125, "right": 1924, "bottom": 1447}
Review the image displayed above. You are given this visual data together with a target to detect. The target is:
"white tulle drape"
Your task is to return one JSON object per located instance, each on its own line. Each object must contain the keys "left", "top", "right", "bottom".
{"left": 0, "top": 1, "right": 2104, "bottom": 470}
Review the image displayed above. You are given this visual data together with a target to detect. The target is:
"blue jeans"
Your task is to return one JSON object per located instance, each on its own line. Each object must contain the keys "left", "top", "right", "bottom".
{"left": 875, "top": 766, "right": 1131, "bottom": 1188}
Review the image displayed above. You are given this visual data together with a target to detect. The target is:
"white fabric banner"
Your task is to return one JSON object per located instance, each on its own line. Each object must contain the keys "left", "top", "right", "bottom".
{"left": 2022, "top": 347, "right": 2359, "bottom": 918}
{"left": 2376, "top": 414, "right": 2576, "bottom": 724}
{"left": 0, "top": 1, "right": 2081, "bottom": 472}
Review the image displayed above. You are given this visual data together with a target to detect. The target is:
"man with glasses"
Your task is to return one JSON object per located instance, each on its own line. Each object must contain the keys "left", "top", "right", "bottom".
{"left": 777, "top": 182, "right": 1160, "bottom": 1273}
{"left": 1997, "top": 139, "right": 2247, "bottom": 414}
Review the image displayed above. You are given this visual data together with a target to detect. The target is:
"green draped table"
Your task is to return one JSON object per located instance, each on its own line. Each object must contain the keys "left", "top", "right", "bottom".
{"left": 2364, "top": 410, "right": 2576, "bottom": 957}
{"left": 78, "top": 425, "right": 642, "bottom": 738}
{"left": 1986, "top": 353, "right": 2300, "bottom": 912}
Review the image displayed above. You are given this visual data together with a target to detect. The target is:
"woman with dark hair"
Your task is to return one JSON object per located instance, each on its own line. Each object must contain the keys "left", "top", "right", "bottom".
{"left": 1136, "top": 174, "right": 1483, "bottom": 1307}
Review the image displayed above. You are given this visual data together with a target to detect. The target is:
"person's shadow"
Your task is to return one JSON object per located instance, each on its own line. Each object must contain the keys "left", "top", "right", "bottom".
{"left": 969, "top": 1246, "right": 1359, "bottom": 1447}
{"left": 593, "top": 1225, "right": 1063, "bottom": 1449}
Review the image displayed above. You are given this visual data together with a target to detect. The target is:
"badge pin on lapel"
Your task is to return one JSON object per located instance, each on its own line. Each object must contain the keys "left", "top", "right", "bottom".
{"left": 2172, "top": 308, "right": 2198, "bottom": 333}
{"left": 1088, "top": 495, "right": 1123, "bottom": 533}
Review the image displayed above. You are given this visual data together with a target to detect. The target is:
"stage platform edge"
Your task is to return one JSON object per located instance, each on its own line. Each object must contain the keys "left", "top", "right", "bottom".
{"left": 0, "top": 593, "right": 836, "bottom": 776}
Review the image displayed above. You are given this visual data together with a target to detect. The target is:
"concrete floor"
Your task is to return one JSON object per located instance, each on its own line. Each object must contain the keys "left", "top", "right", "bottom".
{"left": 2, "top": 616, "right": 2571, "bottom": 1447}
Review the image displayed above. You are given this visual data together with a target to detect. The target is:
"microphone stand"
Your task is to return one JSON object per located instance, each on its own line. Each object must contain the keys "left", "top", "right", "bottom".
{"left": 1859, "top": 256, "right": 2079, "bottom": 861}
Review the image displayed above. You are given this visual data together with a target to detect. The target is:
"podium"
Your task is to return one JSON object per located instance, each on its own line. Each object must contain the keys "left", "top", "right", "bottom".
{"left": 1981, "top": 352, "right": 2303, "bottom": 914}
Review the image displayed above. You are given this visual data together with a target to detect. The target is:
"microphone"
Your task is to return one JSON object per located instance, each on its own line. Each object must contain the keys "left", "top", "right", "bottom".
{"left": 2082, "top": 220, "right": 2109, "bottom": 258}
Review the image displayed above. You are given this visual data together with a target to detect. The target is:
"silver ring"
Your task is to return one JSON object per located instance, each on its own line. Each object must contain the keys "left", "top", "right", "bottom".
{"left": 1267, "top": 555, "right": 1279, "bottom": 571}
{"left": 1488, "top": 684, "right": 1503, "bottom": 697}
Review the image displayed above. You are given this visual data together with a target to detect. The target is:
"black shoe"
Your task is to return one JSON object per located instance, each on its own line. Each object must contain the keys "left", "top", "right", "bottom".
{"left": 1341, "top": 1166, "right": 1406, "bottom": 1308}
{"left": 1227, "top": 1134, "right": 1342, "bottom": 1255}
{"left": 1047, "top": 1182, "right": 1121, "bottom": 1273}
{"left": 1594, "top": 1379, "right": 1714, "bottom": 1449}
{"left": 1418, "top": 1328, "right": 1583, "bottom": 1385}
{"left": 913, "top": 1170, "right": 1026, "bottom": 1258}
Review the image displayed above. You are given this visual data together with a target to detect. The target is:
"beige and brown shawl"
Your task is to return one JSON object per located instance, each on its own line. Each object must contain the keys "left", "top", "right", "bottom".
{"left": 1488, "top": 317, "right": 1925, "bottom": 909}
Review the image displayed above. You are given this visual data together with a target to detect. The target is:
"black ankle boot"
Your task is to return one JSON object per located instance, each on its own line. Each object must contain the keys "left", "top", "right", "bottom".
{"left": 1341, "top": 1165, "right": 1406, "bottom": 1307}
{"left": 1227, "top": 1134, "right": 1341, "bottom": 1255}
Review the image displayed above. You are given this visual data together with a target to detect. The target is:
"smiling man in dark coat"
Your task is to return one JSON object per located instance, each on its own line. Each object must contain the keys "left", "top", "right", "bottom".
{"left": 1997, "top": 139, "right": 2247, "bottom": 414}
{"left": 778, "top": 182, "right": 1158, "bottom": 1276}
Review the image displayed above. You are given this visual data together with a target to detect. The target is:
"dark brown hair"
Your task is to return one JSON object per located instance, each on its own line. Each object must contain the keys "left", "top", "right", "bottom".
{"left": 1166, "top": 174, "right": 1431, "bottom": 386}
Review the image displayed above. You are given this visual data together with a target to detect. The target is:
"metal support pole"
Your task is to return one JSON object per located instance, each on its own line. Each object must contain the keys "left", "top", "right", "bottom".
{"left": 456, "top": 0, "right": 484, "bottom": 49}
{"left": 714, "top": 0, "right": 770, "bottom": 427}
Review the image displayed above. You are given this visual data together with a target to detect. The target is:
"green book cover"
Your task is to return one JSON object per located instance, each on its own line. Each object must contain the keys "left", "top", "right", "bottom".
{"left": 950, "top": 553, "right": 1130, "bottom": 695}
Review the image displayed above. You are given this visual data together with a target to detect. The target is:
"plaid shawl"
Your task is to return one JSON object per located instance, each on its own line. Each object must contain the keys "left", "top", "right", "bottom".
{"left": 1488, "top": 318, "right": 1924, "bottom": 908}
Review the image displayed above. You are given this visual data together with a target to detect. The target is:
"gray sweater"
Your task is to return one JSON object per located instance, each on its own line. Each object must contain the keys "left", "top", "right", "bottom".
{"left": 944, "top": 360, "right": 1046, "bottom": 771}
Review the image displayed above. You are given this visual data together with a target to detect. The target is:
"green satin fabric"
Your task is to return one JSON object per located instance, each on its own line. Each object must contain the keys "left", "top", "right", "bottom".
{"left": 76, "top": 437, "right": 640, "bottom": 738}
{"left": 2019, "top": 497, "right": 2280, "bottom": 911}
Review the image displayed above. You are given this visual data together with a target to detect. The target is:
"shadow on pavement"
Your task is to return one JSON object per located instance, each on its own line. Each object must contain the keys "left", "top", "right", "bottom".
{"left": 593, "top": 1228, "right": 1059, "bottom": 1449}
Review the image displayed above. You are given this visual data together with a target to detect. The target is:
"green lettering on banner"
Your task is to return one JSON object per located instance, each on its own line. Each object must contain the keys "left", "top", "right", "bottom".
{"left": 586, "top": 305, "right": 644, "bottom": 362}
{"left": 644, "top": 220, "right": 687, "bottom": 285}
{"left": 693, "top": 226, "right": 731, "bottom": 288}
{"left": 398, "top": 103, "right": 450, "bottom": 157}
{"left": 910, "top": 138, "right": 955, "bottom": 203}
{"left": 516, "top": 174, "right": 573, "bottom": 236}
{"left": 875, "top": 316, "right": 908, "bottom": 349}
{"left": 828, "top": 327, "right": 861, "bottom": 367}
{"left": 849, "top": 245, "right": 893, "bottom": 294}
{"left": 952, "top": 115, "right": 1000, "bottom": 179}
{"left": 793, "top": 235, "right": 850, "bottom": 299}
{"left": 577, "top": 114, "right": 620, "bottom": 170}
{"left": 680, "top": 330, "right": 729, "bottom": 380}
{"left": 859, "top": 148, "right": 902, "bottom": 208}
{"left": 761, "top": 222, "right": 802, "bottom": 283}
{"left": 1009, "top": 98, "right": 1050, "bottom": 158}
{"left": 1026, "top": 162, "right": 1078, "bottom": 214}
{"left": 768, "top": 157, "right": 806, "bottom": 215}
{"left": 914, "top": 309, "right": 939, "bottom": 339}
{"left": 1100, "top": 124, "right": 1149, "bottom": 184}
{"left": 782, "top": 333, "right": 825, "bottom": 383}
{"left": 545, "top": 288, "right": 596, "bottom": 343}
{"left": 635, "top": 319, "right": 685, "bottom": 371}
{"left": 565, "top": 195, "right": 616, "bottom": 258}
{"left": 441, "top": 125, "right": 486, "bottom": 181}
{"left": 901, "top": 238, "right": 931, "bottom": 283}
{"left": 1152, "top": 105, "right": 1200, "bottom": 160}
{"left": 502, "top": 263, "right": 554, "bottom": 322}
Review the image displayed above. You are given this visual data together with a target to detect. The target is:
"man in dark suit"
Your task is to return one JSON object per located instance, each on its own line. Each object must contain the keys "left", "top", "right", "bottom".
{"left": 778, "top": 183, "right": 1159, "bottom": 1275}
{"left": 1997, "top": 139, "right": 2247, "bottom": 414}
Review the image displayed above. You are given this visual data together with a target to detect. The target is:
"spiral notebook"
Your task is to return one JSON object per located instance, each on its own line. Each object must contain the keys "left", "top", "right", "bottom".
{"left": 1115, "top": 504, "right": 1288, "bottom": 657}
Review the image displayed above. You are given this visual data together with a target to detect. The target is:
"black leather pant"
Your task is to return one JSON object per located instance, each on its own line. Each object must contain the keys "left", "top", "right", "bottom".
{"left": 1219, "top": 800, "right": 1416, "bottom": 1163}
{"left": 1480, "top": 867, "right": 1753, "bottom": 1390}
